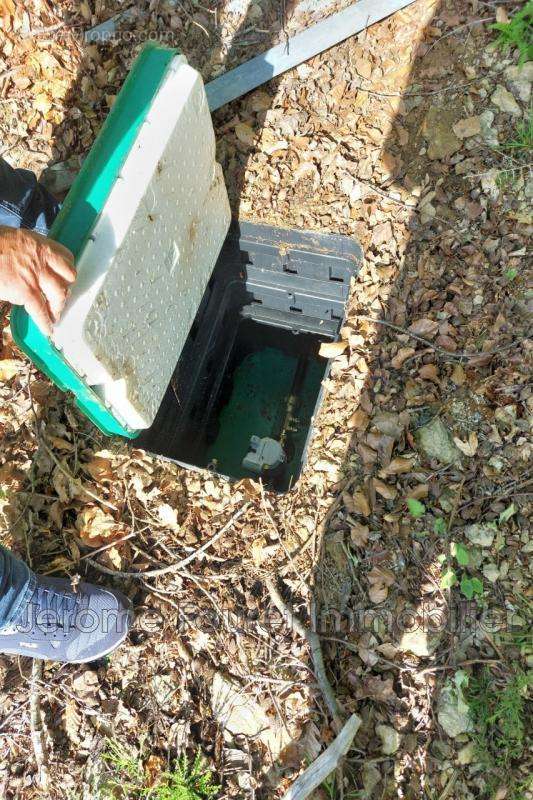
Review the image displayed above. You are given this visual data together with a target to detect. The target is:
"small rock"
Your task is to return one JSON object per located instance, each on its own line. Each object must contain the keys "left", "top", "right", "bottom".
{"left": 481, "top": 168, "right": 500, "bottom": 201}
{"left": 376, "top": 723, "right": 402, "bottom": 754}
{"left": 465, "top": 522, "right": 497, "bottom": 548}
{"left": 491, "top": 85, "right": 522, "bottom": 116}
{"left": 437, "top": 683, "right": 473, "bottom": 738}
{"left": 423, "top": 106, "right": 461, "bottom": 160}
{"left": 211, "top": 672, "right": 291, "bottom": 756}
{"left": 479, "top": 110, "right": 498, "bottom": 147}
{"left": 504, "top": 62, "right": 533, "bottom": 103}
{"left": 415, "top": 417, "right": 461, "bottom": 464}
{"left": 372, "top": 411, "right": 403, "bottom": 439}
{"left": 453, "top": 116, "right": 481, "bottom": 138}
{"left": 483, "top": 562, "right": 500, "bottom": 582}
{"left": 248, "top": 2, "right": 263, "bottom": 20}
{"left": 457, "top": 741, "right": 475, "bottom": 765}
{"left": 399, "top": 626, "right": 439, "bottom": 658}
{"left": 40, "top": 157, "right": 81, "bottom": 196}
{"left": 361, "top": 763, "right": 382, "bottom": 797}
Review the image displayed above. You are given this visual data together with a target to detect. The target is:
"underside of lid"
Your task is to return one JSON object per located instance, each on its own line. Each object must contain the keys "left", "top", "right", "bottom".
{"left": 52, "top": 56, "right": 231, "bottom": 430}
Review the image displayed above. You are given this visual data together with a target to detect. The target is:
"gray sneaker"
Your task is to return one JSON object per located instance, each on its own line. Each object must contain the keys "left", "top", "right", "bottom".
{"left": 0, "top": 574, "right": 133, "bottom": 663}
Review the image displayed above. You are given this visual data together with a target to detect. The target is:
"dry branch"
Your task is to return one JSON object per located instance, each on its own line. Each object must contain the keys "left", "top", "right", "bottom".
{"left": 87, "top": 503, "right": 251, "bottom": 579}
{"left": 280, "top": 713, "right": 362, "bottom": 800}
{"left": 30, "top": 660, "right": 49, "bottom": 791}
{"left": 265, "top": 578, "right": 344, "bottom": 732}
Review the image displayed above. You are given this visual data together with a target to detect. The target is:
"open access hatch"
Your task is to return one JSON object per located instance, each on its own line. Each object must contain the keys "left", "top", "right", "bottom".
{"left": 136, "top": 222, "right": 361, "bottom": 491}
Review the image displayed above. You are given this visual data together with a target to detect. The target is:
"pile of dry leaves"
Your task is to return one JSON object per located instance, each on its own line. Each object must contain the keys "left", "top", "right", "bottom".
{"left": 0, "top": 0, "right": 531, "bottom": 798}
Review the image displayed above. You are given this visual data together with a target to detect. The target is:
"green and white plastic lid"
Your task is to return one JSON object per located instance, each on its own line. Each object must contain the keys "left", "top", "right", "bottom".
{"left": 11, "top": 44, "right": 231, "bottom": 437}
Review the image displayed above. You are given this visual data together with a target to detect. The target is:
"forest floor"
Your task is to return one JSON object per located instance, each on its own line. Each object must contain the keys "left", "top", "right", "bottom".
{"left": 0, "top": 0, "right": 531, "bottom": 798}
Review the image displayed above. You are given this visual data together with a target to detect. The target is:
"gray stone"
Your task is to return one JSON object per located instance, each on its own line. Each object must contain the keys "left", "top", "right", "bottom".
{"left": 399, "top": 626, "right": 440, "bottom": 658}
{"left": 483, "top": 562, "right": 499, "bottom": 582}
{"left": 457, "top": 741, "right": 475, "bottom": 765}
{"left": 376, "top": 724, "right": 402, "bottom": 754}
{"left": 423, "top": 107, "right": 461, "bottom": 160}
{"left": 40, "top": 157, "right": 81, "bottom": 196}
{"left": 437, "top": 682, "right": 473, "bottom": 738}
{"left": 504, "top": 62, "right": 533, "bottom": 103}
{"left": 361, "top": 763, "right": 382, "bottom": 798}
{"left": 415, "top": 417, "right": 461, "bottom": 464}
{"left": 491, "top": 85, "right": 522, "bottom": 116}
{"left": 465, "top": 522, "right": 497, "bottom": 548}
{"left": 479, "top": 110, "right": 498, "bottom": 147}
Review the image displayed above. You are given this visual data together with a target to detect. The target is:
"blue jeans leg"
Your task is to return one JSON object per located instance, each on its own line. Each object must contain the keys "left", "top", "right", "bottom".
{"left": 0, "top": 158, "right": 59, "bottom": 630}
{"left": 0, "top": 547, "right": 36, "bottom": 631}
{"left": 0, "top": 156, "right": 60, "bottom": 235}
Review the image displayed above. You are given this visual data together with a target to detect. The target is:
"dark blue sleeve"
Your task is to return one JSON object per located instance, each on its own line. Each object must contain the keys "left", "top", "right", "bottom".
{"left": 0, "top": 157, "right": 60, "bottom": 235}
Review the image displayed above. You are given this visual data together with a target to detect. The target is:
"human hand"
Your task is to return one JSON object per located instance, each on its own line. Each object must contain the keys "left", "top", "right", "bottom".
{"left": 0, "top": 225, "right": 75, "bottom": 334}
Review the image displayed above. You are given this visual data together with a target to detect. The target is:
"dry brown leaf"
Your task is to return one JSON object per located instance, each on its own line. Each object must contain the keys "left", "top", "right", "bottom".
{"left": 408, "top": 318, "right": 438, "bottom": 338}
{"left": 367, "top": 565, "right": 395, "bottom": 603}
{"left": 0, "top": 359, "right": 21, "bottom": 381}
{"left": 351, "top": 490, "right": 371, "bottom": 516}
{"left": 62, "top": 700, "right": 81, "bottom": 746}
{"left": 453, "top": 431, "right": 478, "bottom": 457}
{"left": 379, "top": 456, "right": 414, "bottom": 476}
{"left": 350, "top": 521, "right": 369, "bottom": 547}
{"left": 84, "top": 456, "right": 114, "bottom": 483}
{"left": 319, "top": 340, "right": 348, "bottom": 358}
{"left": 391, "top": 347, "right": 415, "bottom": 368}
{"left": 348, "top": 408, "right": 369, "bottom": 431}
{"left": 76, "top": 506, "right": 119, "bottom": 547}
{"left": 373, "top": 479, "right": 397, "bottom": 500}
{"left": 418, "top": 364, "right": 440, "bottom": 383}
{"left": 235, "top": 122, "right": 255, "bottom": 146}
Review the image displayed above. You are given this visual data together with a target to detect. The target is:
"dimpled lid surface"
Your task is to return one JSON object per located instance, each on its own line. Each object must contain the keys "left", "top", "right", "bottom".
{"left": 52, "top": 57, "right": 231, "bottom": 430}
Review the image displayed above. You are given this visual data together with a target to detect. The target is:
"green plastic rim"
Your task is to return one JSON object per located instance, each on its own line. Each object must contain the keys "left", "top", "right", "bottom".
{"left": 11, "top": 42, "right": 179, "bottom": 438}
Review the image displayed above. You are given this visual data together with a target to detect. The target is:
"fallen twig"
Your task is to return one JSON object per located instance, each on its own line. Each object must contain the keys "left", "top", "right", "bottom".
{"left": 280, "top": 713, "right": 362, "bottom": 800}
{"left": 39, "top": 437, "right": 119, "bottom": 512}
{"left": 87, "top": 503, "right": 250, "bottom": 579}
{"left": 354, "top": 314, "right": 527, "bottom": 361}
{"left": 265, "top": 577, "right": 344, "bottom": 732}
{"left": 30, "top": 660, "right": 49, "bottom": 791}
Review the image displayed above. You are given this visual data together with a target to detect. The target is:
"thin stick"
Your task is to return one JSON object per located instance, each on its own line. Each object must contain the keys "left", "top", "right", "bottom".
{"left": 280, "top": 713, "right": 361, "bottom": 800}
{"left": 354, "top": 314, "right": 526, "bottom": 361}
{"left": 86, "top": 503, "right": 250, "bottom": 578}
{"left": 265, "top": 578, "right": 344, "bottom": 732}
{"left": 30, "top": 660, "right": 49, "bottom": 791}
{"left": 39, "top": 437, "right": 119, "bottom": 512}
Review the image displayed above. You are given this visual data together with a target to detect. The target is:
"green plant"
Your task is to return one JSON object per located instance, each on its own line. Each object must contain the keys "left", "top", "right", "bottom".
{"left": 407, "top": 498, "right": 425, "bottom": 518}
{"left": 460, "top": 574, "right": 483, "bottom": 600}
{"left": 492, "top": 1, "right": 533, "bottom": 64}
{"left": 466, "top": 667, "right": 532, "bottom": 796}
{"left": 100, "top": 742, "right": 220, "bottom": 800}
{"left": 101, "top": 739, "right": 145, "bottom": 798}
{"left": 151, "top": 753, "right": 220, "bottom": 800}
{"left": 501, "top": 109, "right": 533, "bottom": 153}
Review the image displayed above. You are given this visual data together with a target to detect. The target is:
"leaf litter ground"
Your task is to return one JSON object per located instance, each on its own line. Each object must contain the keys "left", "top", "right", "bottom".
{"left": 0, "top": 0, "right": 531, "bottom": 798}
